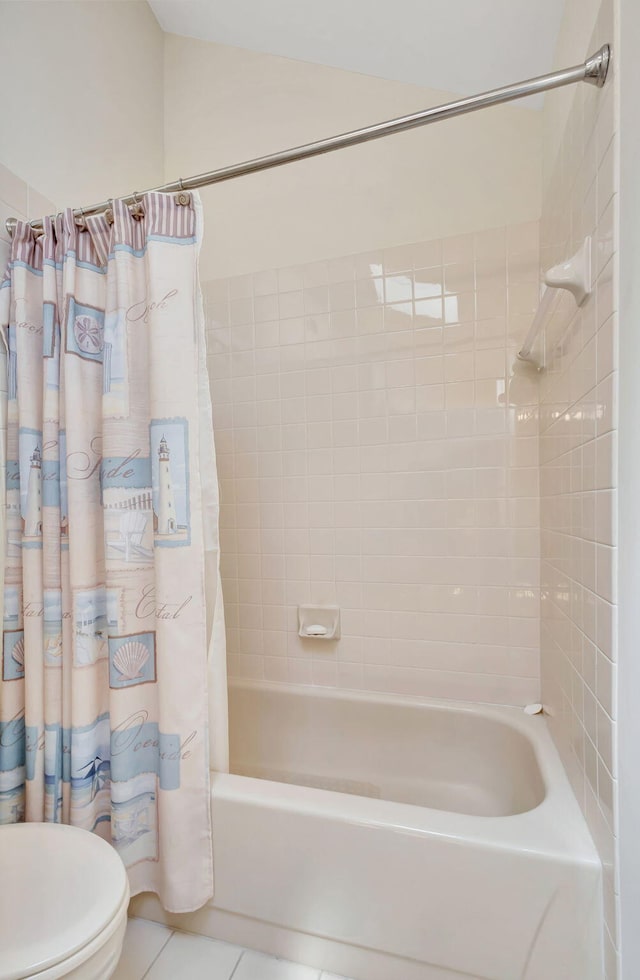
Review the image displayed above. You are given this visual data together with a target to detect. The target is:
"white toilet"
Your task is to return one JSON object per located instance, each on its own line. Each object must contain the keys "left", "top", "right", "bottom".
{"left": 0, "top": 823, "right": 129, "bottom": 980}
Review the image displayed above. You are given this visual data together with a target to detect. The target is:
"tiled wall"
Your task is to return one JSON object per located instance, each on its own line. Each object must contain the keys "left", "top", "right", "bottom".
{"left": 205, "top": 221, "right": 542, "bottom": 707}
{"left": 538, "top": 0, "right": 619, "bottom": 975}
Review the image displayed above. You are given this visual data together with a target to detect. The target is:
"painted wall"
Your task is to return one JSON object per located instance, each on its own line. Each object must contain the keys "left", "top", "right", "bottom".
{"left": 0, "top": 0, "right": 164, "bottom": 212}
{"left": 538, "top": 0, "right": 619, "bottom": 976}
{"left": 542, "top": 0, "right": 607, "bottom": 187}
{"left": 204, "top": 220, "right": 541, "bottom": 706}
{"left": 163, "top": 34, "right": 543, "bottom": 280}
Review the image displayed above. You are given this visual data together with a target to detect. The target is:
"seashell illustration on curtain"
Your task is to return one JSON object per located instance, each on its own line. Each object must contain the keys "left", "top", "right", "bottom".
{"left": 112, "top": 640, "right": 151, "bottom": 681}
{"left": 11, "top": 638, "right": 24, "bottom": 672}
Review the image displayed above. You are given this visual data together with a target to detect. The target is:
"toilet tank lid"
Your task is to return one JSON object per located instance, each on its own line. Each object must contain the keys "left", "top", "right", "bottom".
{"left": 0, "top": 823, "right": 129, "bottom": 980}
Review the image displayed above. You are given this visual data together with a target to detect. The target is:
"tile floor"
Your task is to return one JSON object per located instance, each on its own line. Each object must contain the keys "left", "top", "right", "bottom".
{"left": 113, "top": 918, "right": 354, "bottom": 980}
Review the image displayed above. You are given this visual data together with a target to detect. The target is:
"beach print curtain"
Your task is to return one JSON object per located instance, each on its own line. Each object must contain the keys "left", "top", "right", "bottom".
{"left": 0, "top": 191, "right": 226, "bottom": 912}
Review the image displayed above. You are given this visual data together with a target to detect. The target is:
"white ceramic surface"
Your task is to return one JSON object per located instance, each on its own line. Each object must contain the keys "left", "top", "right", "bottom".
{"left": 205, "top": 222, "right": 542, "bottom": 709}
{"left": 229, "top": 679, "right": 545, "bottom": 816}
{"left": 539, "top": 0, "right": 618, "bottom": 972}
{"left": 0, "top": 823, "right": 129, "bottom": 980}
{"left": 113, "top": 919, "right": 349, "bottom": 980}
{"left": 133, "top": 680, "right": 603, "bottom": 980}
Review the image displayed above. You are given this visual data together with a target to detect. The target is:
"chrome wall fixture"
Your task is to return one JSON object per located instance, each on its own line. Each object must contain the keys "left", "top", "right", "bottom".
{"left": 5, "top": 44, "right": 611, "bottom": 236}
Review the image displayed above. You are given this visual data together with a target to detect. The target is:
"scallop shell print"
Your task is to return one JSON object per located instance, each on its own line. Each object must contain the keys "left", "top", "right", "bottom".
{"left": 112, "top": 640, "right": 150, "bottom": 681}
{"left": 11, "top": 638, "right": 25, "bottom": 672}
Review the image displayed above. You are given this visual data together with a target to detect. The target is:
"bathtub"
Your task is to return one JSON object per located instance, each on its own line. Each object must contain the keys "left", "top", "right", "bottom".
{"left": 131, "top": 680, "right": 603, "bottom": 980}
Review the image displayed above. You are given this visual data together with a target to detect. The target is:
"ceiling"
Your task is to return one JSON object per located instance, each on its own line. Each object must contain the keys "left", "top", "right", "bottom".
{"left": 149, "top": 0, "right": 566, "bottom": 108}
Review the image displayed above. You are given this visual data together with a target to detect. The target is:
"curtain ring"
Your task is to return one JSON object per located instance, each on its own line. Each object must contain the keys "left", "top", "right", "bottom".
{"left": 175, "top": 178, "right": 190, "bottom": 206}
{"left": 105, "top": 201, "right": 114, "bottom": 226}
{"left": 130, "top": 191, "right": 144, "bottom": 220}
{"left": 75, "top": 207, "right": 87, "bottom": 231}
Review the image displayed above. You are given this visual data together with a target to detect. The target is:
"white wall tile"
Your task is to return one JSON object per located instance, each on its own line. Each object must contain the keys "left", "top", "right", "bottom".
{"left": 539, "top": 0, "right": 618, "bottom": 971}
{"left": 206, "top": 219, "right": 540, "bottom": 708}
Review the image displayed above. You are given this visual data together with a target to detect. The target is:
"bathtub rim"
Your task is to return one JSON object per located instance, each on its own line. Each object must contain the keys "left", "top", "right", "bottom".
{"left": 222, "top": 678, "right": 600, "bottom": 867}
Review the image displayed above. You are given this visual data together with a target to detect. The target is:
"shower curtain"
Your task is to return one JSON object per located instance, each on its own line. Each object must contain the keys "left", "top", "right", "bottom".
{"left": 0, "top": 191, "right": 226, "bottom": 912}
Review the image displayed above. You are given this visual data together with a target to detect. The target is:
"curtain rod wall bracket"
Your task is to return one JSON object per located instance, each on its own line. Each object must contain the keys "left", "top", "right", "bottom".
{"left": 5, "top": 44, "right": 612, "bottom": 238}
{"left": 584, "top": 44, "right": 611, "bottom": 86}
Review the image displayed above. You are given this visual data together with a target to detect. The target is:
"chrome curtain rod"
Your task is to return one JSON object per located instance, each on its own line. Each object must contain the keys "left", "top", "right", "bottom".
{"left": 6, "top": 44, "right": 610, "bottom": 236}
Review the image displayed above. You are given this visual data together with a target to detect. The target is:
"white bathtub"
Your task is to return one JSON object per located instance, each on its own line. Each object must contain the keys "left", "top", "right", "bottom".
{"left": 132, "top": 680, "right": 603, "bottom": 980}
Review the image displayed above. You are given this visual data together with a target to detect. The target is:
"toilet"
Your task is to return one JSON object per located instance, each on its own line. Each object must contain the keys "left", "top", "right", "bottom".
{"left": 0, "top": 823, "right": 129, "bottom": 980}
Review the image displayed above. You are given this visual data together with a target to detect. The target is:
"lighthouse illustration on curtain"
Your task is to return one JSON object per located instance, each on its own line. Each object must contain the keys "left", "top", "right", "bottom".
{"left": 24, "top": 444, "right": 43, "bottom": 537}
{"left": 150, "top": 419, "right": 190, "bottom": 547}
{"left": 156, "top": 435, "right": 176, "bottom": 535}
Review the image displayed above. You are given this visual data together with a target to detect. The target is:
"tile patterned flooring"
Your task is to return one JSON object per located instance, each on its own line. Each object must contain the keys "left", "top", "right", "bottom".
{"left": 113, "top": 918, "right": 353, "bottom": 980}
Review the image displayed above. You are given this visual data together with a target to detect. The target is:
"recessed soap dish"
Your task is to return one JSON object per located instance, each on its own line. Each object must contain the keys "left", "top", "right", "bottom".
{"left": 298, "top": 605, "right": 341, "bottom": 640}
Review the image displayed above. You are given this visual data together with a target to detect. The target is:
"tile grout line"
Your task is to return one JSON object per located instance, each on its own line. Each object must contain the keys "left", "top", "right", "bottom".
{"left": 124, "top": 918, "right": 349, "bottom": 980}
{"left": 227, "top": 948, "right": 324, "bottom": 980}
{"left": 228, "top": 949, "right": 246, "bottom": 979}
{"left": 138, "top": 926, "right": 175, "bottom": 980}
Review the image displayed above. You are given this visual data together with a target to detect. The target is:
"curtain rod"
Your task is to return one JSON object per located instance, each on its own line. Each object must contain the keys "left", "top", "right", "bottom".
{"left": 6, "top": 45, "right": 610, "bottom": 237}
